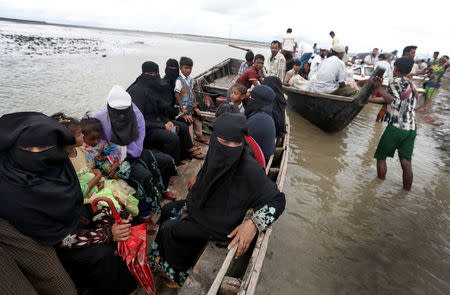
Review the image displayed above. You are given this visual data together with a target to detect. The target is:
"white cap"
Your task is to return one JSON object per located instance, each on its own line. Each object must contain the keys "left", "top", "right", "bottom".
{"left": 332, "top": 44, "right": 345, "bottom": 53}
{"left": 106, "top": 85, "right": 131, "bottom": 110}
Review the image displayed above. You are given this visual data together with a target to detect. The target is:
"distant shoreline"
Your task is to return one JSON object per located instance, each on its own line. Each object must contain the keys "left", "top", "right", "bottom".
{"left": 0, "top": 17, "right": 269, "bottom": 48}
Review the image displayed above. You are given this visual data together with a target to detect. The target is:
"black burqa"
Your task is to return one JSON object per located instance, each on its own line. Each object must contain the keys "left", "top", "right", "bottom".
{"left": 163, "top": 58, "right": 180, "bottom": 112}
{"left": 0, "top": 112, "right": 83, "bottom": 246}
{"left": 107, "top": 105, "right": 139, "bottom": 146}
{"left": 155, "top": 112, "right": 285, "bottom": 274}
{"left": 262, "top": 76, "right": 287, "bottom": 136}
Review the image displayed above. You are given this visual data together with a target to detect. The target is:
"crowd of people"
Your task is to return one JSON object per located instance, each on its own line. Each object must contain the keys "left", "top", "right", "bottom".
{"left": 0, "top": 53, "right": 287, "bottom": 294}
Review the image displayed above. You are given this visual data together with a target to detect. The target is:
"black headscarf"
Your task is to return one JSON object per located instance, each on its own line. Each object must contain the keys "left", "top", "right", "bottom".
{"left": 262, "top": 76, "right": 287, "bottom": 136}
{"left": 0, "top": 112, "right": 83, "bottom": 246}
{"left": 163, "top": 59, "right": 180, "bottom": 107}
{"left": 186, "top": 112, "right": 284, "bottom": 240}
{"left": 245, "top": 85, "right": 275, "bottom": 118}
{"left": 107, "top": 105, "right": 139, "bottom": 146}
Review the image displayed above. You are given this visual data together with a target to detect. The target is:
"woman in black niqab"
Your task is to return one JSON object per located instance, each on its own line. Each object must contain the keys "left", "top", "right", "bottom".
{"left": 0, "top": 112, "right": 83, "bottom": 246}
{"left": 262, "top": 76, "right": 287, "bottom": 136}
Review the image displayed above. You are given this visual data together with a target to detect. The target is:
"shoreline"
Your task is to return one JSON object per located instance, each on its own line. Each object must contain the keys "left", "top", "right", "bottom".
{"left": 0, "top": 17, "right": 269, "bottom": 48}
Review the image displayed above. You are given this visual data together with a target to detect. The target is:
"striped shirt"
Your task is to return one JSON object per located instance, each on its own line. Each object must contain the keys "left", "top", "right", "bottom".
{"left": 383, "top": 76, "right": 417, "bottom": 130}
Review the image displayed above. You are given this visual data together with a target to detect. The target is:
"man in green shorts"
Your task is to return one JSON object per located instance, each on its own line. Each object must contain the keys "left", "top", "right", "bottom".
{"left": 368, "top": 57, "right": 417, "bottom": 190}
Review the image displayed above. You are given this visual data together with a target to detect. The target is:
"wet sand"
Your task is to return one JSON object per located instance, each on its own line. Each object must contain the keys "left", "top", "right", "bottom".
{"left": 1, "top": 20, "right": 449, "bottom": 295}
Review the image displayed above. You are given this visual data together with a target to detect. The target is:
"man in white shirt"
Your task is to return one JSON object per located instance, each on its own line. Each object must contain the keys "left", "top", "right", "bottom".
{"left": 295, "top": 41, "right": 314, "bottom": 67}
{"left": 282, "top": 28, "right": 297, "bottom": 55}
{"left": 364, "top": 48, "right": 379, "bottom": 65}
{"left": 329, "top": 31, "right": 340, "bottom": 46}
{"left": 342, "top": 46, "right": 350, "bottom": 63}
{"left": 266, "top": 40, "right": 286, "bottom": 81}
{"left": 310, "top": 44, "right": 357, "bottom": 97}
{"left": 374, "top": 53, "right": 392, "bottom": 82}
{"left": 308, "top": 48, "right": 327, "bottom": 80}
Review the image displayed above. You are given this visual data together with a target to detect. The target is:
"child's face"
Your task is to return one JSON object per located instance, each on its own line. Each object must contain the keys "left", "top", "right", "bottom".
{"left": 84, "top": 131, "right": 101, "bottom": 147}
{"left": 293, "top": 64, "right": 301, "bottom": 72}
{"left": 230, "top": 87, "right": 245, "bottom": 104}
{"left": 180, "top": 65, "right": 192, "bottom": 77}
{"left": 70, "top": 125, "right": 84, "bottom": 147}
{"left": 254, "top": 59, "right": 264, "bottom": 71}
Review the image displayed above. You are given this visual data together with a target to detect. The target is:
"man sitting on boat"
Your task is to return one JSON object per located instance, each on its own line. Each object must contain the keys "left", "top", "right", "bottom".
{"left": 265, "top": 40, "right": 286, "bottom": 81}
{"left": 236, "top": 54, "right": 264, "bottom": 89}
{"left": 309, "top": 44, "right": 358, "bottom": 97}
{"left": 148, "top": 112, "right": 286, "bottom": 286}
{"left": 238, "top": 50, "right": 254, "bottom": 76}
{"left": 308, "top": 47, "right": 327, "bottom": 80}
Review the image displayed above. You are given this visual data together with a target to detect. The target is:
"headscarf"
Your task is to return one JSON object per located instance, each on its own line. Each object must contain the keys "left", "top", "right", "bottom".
{"left": 0, "top": 112, "right": 83, "bottom": 246}
{"left": 245, "top": 85, "right": 275, "bottom": 118}
{"left": 164, "top": 59, "right": 179, "bottom": 82}
{"left": 186, "top": 112, "right": 283, "bottom": 240}
{"left": 107, "top": 85, "right": 139, "bottom": 146}
{"left": 262, "top": 76, "right": 287, "bottom": 136}
{"left": 187, "top": 112, "right": 247, "bottom": 209}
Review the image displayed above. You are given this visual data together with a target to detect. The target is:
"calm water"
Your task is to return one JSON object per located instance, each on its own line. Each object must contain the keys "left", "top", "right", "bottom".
{"left": 1, "top": 21, "right": 449, "bottom": 295}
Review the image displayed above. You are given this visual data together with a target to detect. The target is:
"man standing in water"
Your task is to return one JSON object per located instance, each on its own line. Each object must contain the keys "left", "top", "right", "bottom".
{"left": 368, "top": 57, "right": 417, "bottom": 190}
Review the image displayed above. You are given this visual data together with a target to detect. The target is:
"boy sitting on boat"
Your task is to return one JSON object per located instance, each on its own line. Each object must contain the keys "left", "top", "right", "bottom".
{"left": 229, "top": 83, "right": 247, "bottom": 114}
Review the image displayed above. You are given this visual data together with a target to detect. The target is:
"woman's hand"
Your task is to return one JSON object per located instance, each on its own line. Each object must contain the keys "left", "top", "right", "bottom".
{"left": 227, "top": 219, "right": 258, "bottom": 259}
{"left": 187, "top": 177, "right": 197, "bottom": 191}
{"left": 112, "top": 220, "right": 131, "bottom": 242}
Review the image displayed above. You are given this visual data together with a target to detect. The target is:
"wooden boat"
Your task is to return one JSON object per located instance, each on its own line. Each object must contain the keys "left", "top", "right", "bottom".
{"left": 284, "top": 66, "right": 385, "bottom": 133}
{"left": 151, "top": 58, "right": 290, "bottom": 295}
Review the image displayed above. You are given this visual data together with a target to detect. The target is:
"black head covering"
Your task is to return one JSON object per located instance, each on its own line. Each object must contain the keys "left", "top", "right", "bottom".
{"left": 142, "top": 61, "right": 159, "bottom": 73}
{"left": 187, "top": 112, "right": 247, "bottom": 209}
{"left": 186, "top": 112, "right": 284, "bottom": 240}
{"left": 107, "top": 105, "right": 139, "bottom": 146}
{"left": 262, "top": 76, "right": 287, "bottom": 136}
{"left": 164, "top": 59, "right": 179, "bottom": 81}
{"left": 245, "top": 85, "right": 275, "bottom": 118}
{"left": 0, "top": 112, "right": 83, "bottom": 246}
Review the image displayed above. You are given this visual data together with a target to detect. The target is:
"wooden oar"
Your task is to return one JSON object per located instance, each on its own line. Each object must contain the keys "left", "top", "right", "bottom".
{"left": 228, "top": 44, "right": 250, "bottom": 52}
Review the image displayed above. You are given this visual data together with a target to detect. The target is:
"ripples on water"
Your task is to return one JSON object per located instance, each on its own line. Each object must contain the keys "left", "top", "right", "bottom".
{"left": 1, "top": 20, "right": 449, "bottom": 295}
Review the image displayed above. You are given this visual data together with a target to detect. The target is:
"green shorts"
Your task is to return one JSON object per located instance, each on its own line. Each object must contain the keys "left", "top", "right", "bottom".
{"left": 374, "top": 124, "right": 416, "bottom": 161}
{"left": 424, "top": 86, "right": 438, "bottom": 99}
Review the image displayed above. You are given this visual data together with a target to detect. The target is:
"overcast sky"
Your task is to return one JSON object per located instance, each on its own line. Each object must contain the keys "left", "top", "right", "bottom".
{"left": 1, "top": 0, "right": 449, "bottom": 57}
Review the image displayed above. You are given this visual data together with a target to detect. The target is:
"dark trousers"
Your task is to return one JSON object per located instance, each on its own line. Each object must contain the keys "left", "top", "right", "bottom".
{"left": 145, "top": 127, "right": 181, "bottom": 164}
{"left": 156, "top": 201, "right": 209, "bottom": 271}
{"left": 152, "top": 150, "right": 177, "bottom": 190}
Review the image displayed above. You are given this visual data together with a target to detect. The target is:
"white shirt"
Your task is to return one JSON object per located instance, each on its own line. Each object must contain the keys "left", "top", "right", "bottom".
{"left": 310, "top": 55, "right": 346, "bottom": 94}
{"left": 374, "top": 60, "right": 392, "bottom": 82}
{"left": 364, "top": 54, "right": 377, "bottom": 65}
{"left": 296, "top": 42, "right": 313, "bottom": 59}
{"left": 282, "top": 33, "right": 296, "bottom": 52}
{"left": 308, "top": 55, "right": 325, "bottom": 80}
{"left": 266, "top": 51, "right": 286, "bottom": 81}
{"left": 174, "top": 72, "right": 193, "bottom": 93}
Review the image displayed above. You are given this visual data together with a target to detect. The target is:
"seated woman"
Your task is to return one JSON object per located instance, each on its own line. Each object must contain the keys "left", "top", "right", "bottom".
{"left": 262, "top": 76, "right": 287, "bottom": 138}
{"left": 93, "top": 85, "right": 177, "bottom": 224}
{"left": 127, "top": 61, "right": 204, "bottom": 164}
{"left": 0, "top": 112, "right": 136, "bottom": 295}
{"left": 245, "top": 85, "right": 277, "bottom": 163}
{"left": 149, "top": 112, "right": 286, "bottom": 286}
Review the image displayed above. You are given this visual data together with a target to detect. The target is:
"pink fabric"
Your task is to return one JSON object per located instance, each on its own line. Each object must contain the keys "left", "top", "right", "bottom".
{"left": 245, "top": 135, "right": 266, "bottom": 168}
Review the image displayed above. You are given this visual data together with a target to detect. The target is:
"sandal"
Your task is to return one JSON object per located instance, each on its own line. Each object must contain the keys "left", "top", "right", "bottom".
{"left": 189, "top": 150, "right": 205, "bottom": 159}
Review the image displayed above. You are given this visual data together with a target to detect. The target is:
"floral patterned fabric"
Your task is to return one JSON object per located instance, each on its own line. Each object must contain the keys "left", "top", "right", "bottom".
{"left": 250, "top": 205, "right": 277, "bottom": 232}
{"left": 148, "top": 241, "right": 191, "bottom": 286}
{"left": 58, "top": 206, "right": 128, "bottom": 249}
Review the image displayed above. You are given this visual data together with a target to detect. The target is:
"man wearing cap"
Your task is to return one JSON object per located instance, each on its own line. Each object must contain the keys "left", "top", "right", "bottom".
{"left": 310, "top": 44, "right": 357, "bottom": 97}
{"left": 308, "top": 47, "right": 328, "bottom": 80}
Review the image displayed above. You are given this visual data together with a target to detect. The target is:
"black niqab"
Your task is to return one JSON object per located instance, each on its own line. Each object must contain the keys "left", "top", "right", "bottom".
{"left": 262, "top": 76, "right": 287, "bottom": 136}
{"left": 245, "top": 85, "right": 275, "bottom": 118}
{"left": 186, "top": 113, "right": 283, "bottom": 240}
{"left": 0, "top": 112, "right": 83, "bottom": 246}
{"left": 107, "top": 105, "right": 139, "bottom": 146}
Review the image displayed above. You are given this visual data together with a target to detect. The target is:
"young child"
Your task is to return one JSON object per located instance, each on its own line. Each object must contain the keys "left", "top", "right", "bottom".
{"left": 229, "top": 83, "right": 247, "bottom": 114}
{"left": 174, "top": 56, "right": 208, "bottom": 145}
{"left": 367, "top": 57, "right": 417, "bottom": 191}
{"left": 52, "top": 113, "right": 139, "bottom": 216}
{"left": 284, "top": 59, "right": 301, "bottom": 86}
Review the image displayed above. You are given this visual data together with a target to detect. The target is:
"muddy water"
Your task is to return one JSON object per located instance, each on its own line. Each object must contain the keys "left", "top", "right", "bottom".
{"left": 1, "top": 20, "right": 449, "bottom": 295}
